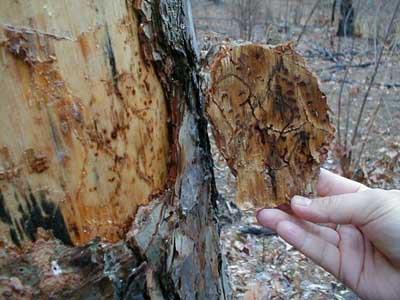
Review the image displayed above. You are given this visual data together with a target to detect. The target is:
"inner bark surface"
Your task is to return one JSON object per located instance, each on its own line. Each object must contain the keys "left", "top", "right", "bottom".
{"left": 207, "top": 43, "right": 335, "bottom": 208}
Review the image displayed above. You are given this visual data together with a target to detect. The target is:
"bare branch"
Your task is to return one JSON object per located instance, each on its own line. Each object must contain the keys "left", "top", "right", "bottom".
{"left": 351, "top": 0, "right": 400, "bottom": 146}
{"left": 296, "top": 0, "right": 322, "bottom": 45}
{"left": 352, "top": 99, "right": 383, "bottom": 175}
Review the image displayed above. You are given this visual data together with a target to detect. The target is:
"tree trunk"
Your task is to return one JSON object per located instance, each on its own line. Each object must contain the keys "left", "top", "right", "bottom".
{"left": 337, "top": 0, "right": 355, "bottom": 37}
{"left": 0, "top": 0, "right": 230, "bottom": 299}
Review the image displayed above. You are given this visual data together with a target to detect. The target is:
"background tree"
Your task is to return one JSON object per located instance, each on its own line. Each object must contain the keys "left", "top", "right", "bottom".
{"left": 337, "top": 0, "right": 355, "bottom": 36}
{"left": 229, "top": 0, "right": 265, "bottom": 41}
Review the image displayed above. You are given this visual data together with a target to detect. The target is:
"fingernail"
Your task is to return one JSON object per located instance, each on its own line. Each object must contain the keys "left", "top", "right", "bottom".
{"left": 255, "top": 208, "right": 264, "bottom": 220}
{"left": 256, "top": 209, "right": 278, "bottom": 229}
{"left": 292, "top": 196, "right": 312, "bottom": 207}
{"left": 256, "top": 209, "right": 270, "bottom": 225}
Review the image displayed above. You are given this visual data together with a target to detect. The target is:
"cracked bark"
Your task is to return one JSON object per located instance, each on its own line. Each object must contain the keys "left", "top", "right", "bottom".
{"left": 0, "top": 0, "right": 229, "bottom": 299}
{"left": 207, "top": 43, "right": 335, "bottom": 208}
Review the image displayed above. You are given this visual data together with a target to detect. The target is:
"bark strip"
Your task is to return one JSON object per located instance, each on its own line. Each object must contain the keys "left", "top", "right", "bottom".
{"left": 207, "top": 43, "right": 335, "bottom": 208}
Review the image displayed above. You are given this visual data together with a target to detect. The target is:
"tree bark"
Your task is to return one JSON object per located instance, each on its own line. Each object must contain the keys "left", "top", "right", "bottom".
{"left": 207, "top": 43, "right": 335, "bottom": 209}
{"left": 0, "top": 0, "right": 229, "bottom": 299}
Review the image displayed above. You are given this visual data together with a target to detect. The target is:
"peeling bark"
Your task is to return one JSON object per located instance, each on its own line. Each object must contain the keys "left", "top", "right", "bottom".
{"left": 0, "top": 233, "right": 147, "bottom": 300}
{"left": 207, "top": 43, "right": 335, "bottom": 208}
{"left": 0, "top": 0, "right": 229, "bottom": 299}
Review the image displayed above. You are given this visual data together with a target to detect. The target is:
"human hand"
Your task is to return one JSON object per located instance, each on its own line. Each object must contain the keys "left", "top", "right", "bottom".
{"left": 257, "top": 169, "right": 400, "bottom": 300}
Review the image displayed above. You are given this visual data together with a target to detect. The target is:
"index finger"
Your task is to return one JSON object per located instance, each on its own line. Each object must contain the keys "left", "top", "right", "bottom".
{"left": 317, "top": 169, "right": 368, "bottom": 197}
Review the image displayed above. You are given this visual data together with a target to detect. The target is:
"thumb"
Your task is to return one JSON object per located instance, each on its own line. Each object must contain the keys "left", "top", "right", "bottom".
{"left": 290, "top": 189, "right": 384, "bottom": 226}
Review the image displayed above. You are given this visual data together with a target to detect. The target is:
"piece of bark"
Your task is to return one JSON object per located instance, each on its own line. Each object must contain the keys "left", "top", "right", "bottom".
{"left": 207, "top": 43, "right": 335, "bottom": 208}
{"left": 0, "top": 235, "right": 147, "bottom": 300}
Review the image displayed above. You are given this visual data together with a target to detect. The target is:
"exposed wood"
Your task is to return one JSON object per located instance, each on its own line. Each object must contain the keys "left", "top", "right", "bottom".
{"left": 0, "top": 0, "right": 169, "bottom": 246}
{"left": 207, "top": 43, "right": 335, "bottom": 208}
{"left": 0, "top": 0, "right": 229, "bottom": 299}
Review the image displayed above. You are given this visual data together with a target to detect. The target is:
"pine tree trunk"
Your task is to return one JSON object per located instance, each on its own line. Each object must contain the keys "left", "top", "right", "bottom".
{"left": 0, "top": 0, "right": 229, "bottom": 299}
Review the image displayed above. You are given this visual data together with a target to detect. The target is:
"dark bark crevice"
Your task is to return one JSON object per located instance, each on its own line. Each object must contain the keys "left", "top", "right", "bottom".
{"left": 131, "top": 0, "right": 230, "bottom": 299}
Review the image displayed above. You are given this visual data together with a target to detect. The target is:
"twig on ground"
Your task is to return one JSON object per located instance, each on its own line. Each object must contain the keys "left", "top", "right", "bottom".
{"left": 319, "top": 61, "right": 374, "bottom": 72}
{"left": 238, "top": 226, "right": 277, "bottom": 237}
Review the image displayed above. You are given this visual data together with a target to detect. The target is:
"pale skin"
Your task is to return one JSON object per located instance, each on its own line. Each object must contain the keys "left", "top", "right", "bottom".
{"left": 257, "top": 169, "right": 400, "bottom": 300}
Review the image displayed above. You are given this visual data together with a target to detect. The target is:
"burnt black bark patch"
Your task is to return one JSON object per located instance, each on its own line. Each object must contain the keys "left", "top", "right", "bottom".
{"left": 104, "top": 27, "right": 123, "bottom": 100}
{"left": 105, "top": 31, "right": 118, "bottom": 81}
{"left": 16, "top": 188, "right": 73, "bottom": 246}
{"left": 69, "top": 248, "right": 95, "bottom": 268}
{"left": 9, "top": 228, "right": 21, "bottom": 247}
{"left": 123, "top": 265, "right": 149, "bottom": 300}
{"left": 0, "top": 192, "right": 12, "bottom": 224}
